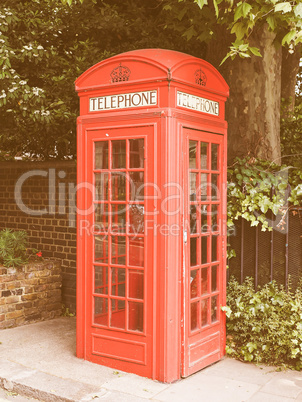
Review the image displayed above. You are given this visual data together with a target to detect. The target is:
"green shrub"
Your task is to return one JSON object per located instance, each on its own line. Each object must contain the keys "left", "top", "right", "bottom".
{"left": 0, "top": 228, "right": 41, "bottom": 267}
{"left": 222, "top": 277, "right": 302, "bottom": 370}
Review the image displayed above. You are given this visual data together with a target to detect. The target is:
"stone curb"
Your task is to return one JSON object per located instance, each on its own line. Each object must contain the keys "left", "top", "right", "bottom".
{"left": 0, "top": 360, "right": 108, "bottom": 402}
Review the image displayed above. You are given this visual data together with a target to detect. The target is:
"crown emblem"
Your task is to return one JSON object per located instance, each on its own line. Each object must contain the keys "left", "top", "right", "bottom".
{"left": 195, "top": 68, "right": 207, "bottom": 86}
{"left": 110, "top": 63, "right": 131, "bottom": 83}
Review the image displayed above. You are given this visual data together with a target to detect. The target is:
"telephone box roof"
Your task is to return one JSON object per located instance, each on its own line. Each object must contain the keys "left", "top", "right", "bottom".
{"left": 75, "top": 48, "right": 229, "bottom": 97}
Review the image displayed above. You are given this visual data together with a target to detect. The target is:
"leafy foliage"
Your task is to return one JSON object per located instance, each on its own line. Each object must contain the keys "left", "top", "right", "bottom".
{"left": 0, "top": 229, "right": 41, "bottom": 267}
{"left": 163, "top": 0, "right": 302, "bottom": 62}
{"left": 281, "top": 69, "right": 302, "bottom": 169}
{"left": 0, "top": 0, "right": 300, "bottom": 160}
{"left": 0, "top": 229, "right": 28, "bottom": 267}
{"left": 0, "top": 0, "right": 204, "bottom": 160}
{"left": 281, "top": 107, "right": 302, "bottom": 170}
{"left": 227, "top": 157, "right": 302, "bottom": 232}
{"left": 222, "top": 277, "right": 302, "bottom": 370}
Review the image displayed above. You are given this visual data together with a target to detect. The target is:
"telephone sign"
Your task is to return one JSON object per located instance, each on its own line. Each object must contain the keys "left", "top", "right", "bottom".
{"left": 90, "top": 90, "right": 157, "bottom": 112}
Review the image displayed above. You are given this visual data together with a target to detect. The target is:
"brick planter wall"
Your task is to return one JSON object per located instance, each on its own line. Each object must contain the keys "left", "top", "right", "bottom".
{"left": 0, "top": 260, "right": 62, "bottom": 329}
{"left": 0, "top": 161, "right": 76, "bottom": 312}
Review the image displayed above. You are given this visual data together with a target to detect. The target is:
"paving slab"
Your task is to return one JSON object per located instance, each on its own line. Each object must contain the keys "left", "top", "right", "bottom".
{"left": 0, "top": 317, "right": 302, "bottom": 402}
{"left": 200, "top": 354, "right": 277, "bottom": 385}
{"left": 153, "top": 371, "right": 260, "bottom": 402}
{"left": 0, "top": 318, "right": 115, "bottom": 388}
{"left": 101, "top": 374, "right": 168, "bottom": 399}
{"left": 259, "top": 371, "right": 302, "bottom": 399}
{"left": 248, "top": 391, "right": 296, "bottom": 401}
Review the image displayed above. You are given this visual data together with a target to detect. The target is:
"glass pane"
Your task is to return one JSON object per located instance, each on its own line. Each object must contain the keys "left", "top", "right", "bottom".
{"left": 211, "top": 143, "right": 219, "bottom": 170}
{"left": 111, "top": 283, "right": 126, "bottom": 298}
{"left": 94, "top": 297, "right": 108, "bottom": 326}
{"left": 200, "top": 142, "right": 208, "bottom": 169}
{"left": 95, "top": 173, "right": 108, "bottom": 201}
{"left": 129, "top": 270, "right": 144, "bottom": 300}
{"left": 189, "top": 140, "right": 197, "bottom": 169}
{"left": 201, "top": 236, "right": 208, "bottom": 264}
{"left": 211, "top": 205, "right": 218, "bottom": 231}
{"left": 129, "top": 237, "right": 144, "bottom": 267}
{"left": 190, "top": 205, "right": 197, "bottom": 234}
{"left": 201, "top": 267, "right": 207, "bottom": 295}
{"left": 130, "top": 172, "right": 144, "bottom": 201}
{"left": 129, "top": 205, "right": 144, "bottom": 234}
{"left": 190, "top": 173, "right": 197, "bottom": 201}
{"left": 118, "top": 299, "right": 125, "bottom": 309}
{"left": 94, "top": 203, "right": 109, "bottom": 232}
{"left": 111, "top": 267, "right": 125, "bottom": 297}
{"left": 111, "top": 204, "right": 126, "bottom": 233}
{"left": 190, "top": 269, "right": 198, "bottom": 298}
{"left": 112, "top": 140, "right": 126, "bottom": 169}
{"left": 130, "top": 139, "right": 144, "bottom": 168}
{"left": 200, "top": 204, "right": 209, "bottom": 233}
{"left": 111, "top": 299, "right": 125, "bottom": 329}
{"left": 200, "top": 173, "right": 208, "bottom": 201}
{"left": 201, "top": 298, "right": 208, "bottom": 327}
{"left": 111, "top": 173, "right": 126, "bottom": 201}
{"left": 211, "top": 174, "right": 219, "bottom": 200}
{"left": 95, "top": 141, "right": 108, "bottom": 170}
{"left": 211, "top": 295, "right": 218, "bottom": 322}
{"left": 111, "top": 266, "right": 126, "bottom": 284}
{"left": 94, "top": 266, "right": 108, "bottom": 295}
{"left": 128, "top": 301, "right": 143, "bottom": 332}
{"left": 212, "top": 235, "right": 218, "bottom": 262}
{"left": 212, "top": 265, "right": 218, "bottom": 292}
{"left": 191, "top": 302, "right": 198, "bottom": 331}
{"left": 190, "top": 237, "right": 197, "bottom": 266}
{"left": 111, "top": 236, "right": 126, "bottom": 265}
{"left": 94, "top": 235, "right": 108, "bottom": 264}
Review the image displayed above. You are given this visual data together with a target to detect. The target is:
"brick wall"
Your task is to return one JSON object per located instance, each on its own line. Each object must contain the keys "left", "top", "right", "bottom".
{"left": 0, "top": 161, "right": 77, "bottom": 312}
{"left": 0, "top": 260, "right": 62, "bottom": 329}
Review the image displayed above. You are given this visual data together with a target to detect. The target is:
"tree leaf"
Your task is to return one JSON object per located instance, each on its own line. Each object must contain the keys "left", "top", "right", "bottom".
{"left": 294, "top": 3, "right": 302, "bottom": 17}
{"left": 182, "top": 25, "right": 197, "bottom": 40}
{"left": 282, "top": 30, "right": 296, "bottom": 45}
{"left": 266, "top": 15, "right": 277, "bottom": 31}
{"left": 242, "top": 3, "right": 252, "bottom": 17}
{"left": 231, "top": 22, "right": 246, "bottom": 40}
{"left": 249, "top": 46, "right": 262, "bottom": 57}
{"left": 234, "top": 4, "right": 244, "bottom": 22}
{"left": 178, "top": 7, "right": 187, "bottom": 21}
{"left": 213, "top": 0, "right": 219, "bottom": 17}
{"left": 220, "top": 52, "right": 232, "bottom": 65}
{"left": 194, "top": 0, "right": 208, "bottom": 9}
{"left": 274, "top": 2, "right": 292, "bottom": 13}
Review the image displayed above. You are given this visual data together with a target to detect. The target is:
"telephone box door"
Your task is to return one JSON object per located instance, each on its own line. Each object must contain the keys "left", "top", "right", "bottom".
{"left": 182, "top": 127, "right": 226, "bottom": 377}
{"left": 82, "top": 124, "right": 154, "bottom": 378}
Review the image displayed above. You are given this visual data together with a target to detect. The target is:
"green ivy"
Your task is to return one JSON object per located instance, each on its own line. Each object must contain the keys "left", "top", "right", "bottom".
{"left": 222, "top": 277, "right": 302, "bottom": 370}
{"left": 281, "top": 102, "right": 302, "bottom": 170}
{"left": 227, "top": 157, "right": 302, "bottom": 233}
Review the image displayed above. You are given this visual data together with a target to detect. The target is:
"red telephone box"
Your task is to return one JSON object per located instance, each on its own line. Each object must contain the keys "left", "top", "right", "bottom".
{"left": 75, "top": 49, "right": 229, "bottom": 383}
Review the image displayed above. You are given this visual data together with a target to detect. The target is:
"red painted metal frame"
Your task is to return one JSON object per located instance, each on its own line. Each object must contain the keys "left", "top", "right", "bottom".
{"left": 76, "top": 49, "right": 229, "bottom": 383}
{"left": 181, "top": 128, "right": 227, "bottom": 377}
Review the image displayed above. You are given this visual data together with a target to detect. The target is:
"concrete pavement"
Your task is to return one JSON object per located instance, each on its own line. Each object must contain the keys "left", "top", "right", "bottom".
{"left": 0, "top": 317, "right": 302, "bottom": 401}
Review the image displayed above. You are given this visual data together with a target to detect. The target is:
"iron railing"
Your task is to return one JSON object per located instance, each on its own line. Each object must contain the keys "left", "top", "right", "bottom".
{"left": 227, "top": 208, "right": 302, "bottom": 291}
